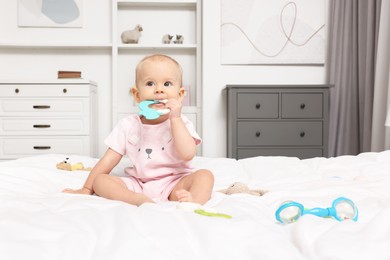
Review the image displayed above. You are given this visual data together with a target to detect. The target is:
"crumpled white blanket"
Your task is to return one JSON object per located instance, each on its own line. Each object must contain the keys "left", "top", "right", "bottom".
{"left": 1, "top": 151, "right": 390, "bottom": 260}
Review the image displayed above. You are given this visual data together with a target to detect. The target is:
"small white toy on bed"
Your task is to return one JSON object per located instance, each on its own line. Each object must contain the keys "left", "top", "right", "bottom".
{"left": 218, "top": 182, "right": 268, "bottom": 196}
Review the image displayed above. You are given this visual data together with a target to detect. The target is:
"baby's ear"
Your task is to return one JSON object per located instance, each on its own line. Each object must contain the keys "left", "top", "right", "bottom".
{"left": 178, "top": 87, "right": 185, "bottom": 101}
{"left": 131, "top": 86, "right": 141, "bottom": 103}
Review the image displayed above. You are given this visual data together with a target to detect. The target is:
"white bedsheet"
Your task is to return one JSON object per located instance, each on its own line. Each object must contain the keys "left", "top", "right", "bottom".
{"left": 1, "top": 152, "right": 390, "bottom": 260}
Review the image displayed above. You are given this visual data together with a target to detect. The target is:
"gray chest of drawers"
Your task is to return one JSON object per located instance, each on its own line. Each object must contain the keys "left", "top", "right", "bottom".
{"left": 227, "top": 85, "right": 330, "bottom": 159}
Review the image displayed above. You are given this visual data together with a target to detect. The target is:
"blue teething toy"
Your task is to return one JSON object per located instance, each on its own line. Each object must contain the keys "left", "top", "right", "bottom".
{"left": 275, "top": 197, "right": 358, "bottom": 224}
{"left": 138, "top": 100, "right": 170, "bottom": 120}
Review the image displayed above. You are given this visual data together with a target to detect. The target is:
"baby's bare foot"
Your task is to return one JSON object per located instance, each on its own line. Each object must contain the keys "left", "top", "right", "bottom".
{"left": 175, "top": 189, "right": 193, "bottom": 202}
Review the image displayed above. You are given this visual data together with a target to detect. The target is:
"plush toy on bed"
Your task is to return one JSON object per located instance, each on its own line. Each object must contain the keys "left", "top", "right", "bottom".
{"left": 56, "top": 158, "right": 92, "bottom": 171}
{"left": 218, "top": 182, "right": 268, "bottom": 196}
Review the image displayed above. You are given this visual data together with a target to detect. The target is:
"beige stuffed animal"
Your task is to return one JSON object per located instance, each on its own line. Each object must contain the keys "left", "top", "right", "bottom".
{"left": 56, "top": 158, "right": 92, "bottom": 171}
{"left": 218, "top": 182, "right": 268, "bottom": 196}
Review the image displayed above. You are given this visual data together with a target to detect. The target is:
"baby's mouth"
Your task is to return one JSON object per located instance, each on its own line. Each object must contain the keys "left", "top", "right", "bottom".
{"left": 151, "top": 99, "right": 167, "bottom": 109}
{"left": 152, "top": 103, "right": 165, "bottom": 109}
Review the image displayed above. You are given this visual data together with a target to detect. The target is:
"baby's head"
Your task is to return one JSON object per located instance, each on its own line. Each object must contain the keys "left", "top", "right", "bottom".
{"left": 132, "top": 54, "right": 184, "bottom": 103}
{"left": 135, "top": 54, "right": 182, "bottom": 86}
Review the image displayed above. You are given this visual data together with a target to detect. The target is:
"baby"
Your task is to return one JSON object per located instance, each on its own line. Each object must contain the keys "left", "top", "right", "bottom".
{"left": 63, "top": 54, "right": 214, "bottom": 206}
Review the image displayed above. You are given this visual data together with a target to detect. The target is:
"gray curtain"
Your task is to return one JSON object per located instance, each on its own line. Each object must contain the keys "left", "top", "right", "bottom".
{"left": 325, "top": 0, "right": 382, "bottom": 156}
{"left": 371, "top": 1, "right": 390, "bottom": 151}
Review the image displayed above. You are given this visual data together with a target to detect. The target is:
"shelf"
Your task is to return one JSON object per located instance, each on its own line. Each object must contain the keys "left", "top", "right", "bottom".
{"left": 0, "top": 43, "right": 112, "bottom": 49}
{"left": 0, "top": 79, "right": 95, "bottom": 85}
{"left": 112, "top": 0, "right": 202, "bottom": 147}
{"left": 117, "top": 44, "right": 196, "bottom": 50}
{"left": 118, "top": 0, "right": 196, "bottom": 7}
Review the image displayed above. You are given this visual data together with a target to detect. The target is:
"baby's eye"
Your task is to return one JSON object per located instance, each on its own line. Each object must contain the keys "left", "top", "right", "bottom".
{"left": 146, "top": 81, "right": 155, "bottom": 87}
{"left": 164, "top": 81, "right": 173, "bottom": 87}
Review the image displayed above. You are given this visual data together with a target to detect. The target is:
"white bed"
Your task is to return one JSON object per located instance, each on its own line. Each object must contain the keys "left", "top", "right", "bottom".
{"left": 1, "top": 151, "right": 390, "bottom": 260}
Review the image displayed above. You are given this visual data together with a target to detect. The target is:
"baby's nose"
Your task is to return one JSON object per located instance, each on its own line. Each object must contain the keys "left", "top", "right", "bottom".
{"left": 154, "top": 85, "right": 164, "bottom": 93}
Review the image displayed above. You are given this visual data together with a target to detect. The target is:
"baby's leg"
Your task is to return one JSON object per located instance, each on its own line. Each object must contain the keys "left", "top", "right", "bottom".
{"left": 93, "top": 174, "right": 154, "bottom": 206}
{"left": 169, "top": 169, "right": 214, "bottom": 204}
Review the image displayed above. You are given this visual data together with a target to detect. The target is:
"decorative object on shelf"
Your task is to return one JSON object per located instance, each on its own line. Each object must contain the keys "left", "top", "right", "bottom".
{"left": 18, "top": 0, "right": 83, "bottom": 28}
{"left": 173, "top": 34, "right": 184, "bottom": 44}
{"left": 58, "top": 70, "right": 82, "bottom": 79}
{"left": 162, "top": 34, "right": 174, "bottom": 44}
{"left": 121, "top": 24, "right": 143, "bottom": 44}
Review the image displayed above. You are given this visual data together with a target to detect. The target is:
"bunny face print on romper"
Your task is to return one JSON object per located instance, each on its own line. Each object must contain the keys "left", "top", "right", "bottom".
{"left": 125, "top": 117, "right": 192, "bottom": 182}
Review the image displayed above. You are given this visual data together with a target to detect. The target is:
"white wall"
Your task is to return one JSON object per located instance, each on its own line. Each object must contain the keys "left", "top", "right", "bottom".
{"left": 0, "top": 0, "right": 327, "bottom": 158}
{"left": 202, "top": 1, "right": 327, "bottom": 157}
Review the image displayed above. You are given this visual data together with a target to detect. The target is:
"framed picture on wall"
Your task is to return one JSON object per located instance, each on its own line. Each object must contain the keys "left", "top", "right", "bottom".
{"left": 220, "top": 0, "right": 325, "bottom": 65}
{"left": 18, "top": 0, "right": 83, "bottom": 28}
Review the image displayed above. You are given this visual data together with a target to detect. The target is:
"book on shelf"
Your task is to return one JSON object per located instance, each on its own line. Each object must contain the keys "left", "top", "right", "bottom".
{"left": 58, "top": 70, "right": 82, "bottom": 78}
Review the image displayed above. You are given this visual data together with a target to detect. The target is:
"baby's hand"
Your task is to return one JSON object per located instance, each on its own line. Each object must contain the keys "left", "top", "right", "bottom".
{"left": 166, "top": 98, "right": 182, "bottom": 119}
{"left": 62, "top": 187, "right": 93, "bottom": 195}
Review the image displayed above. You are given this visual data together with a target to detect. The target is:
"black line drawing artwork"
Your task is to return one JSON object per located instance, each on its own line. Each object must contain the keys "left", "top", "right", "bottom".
{"left": 221, "top": 0, "right": 325, "bottom": 64}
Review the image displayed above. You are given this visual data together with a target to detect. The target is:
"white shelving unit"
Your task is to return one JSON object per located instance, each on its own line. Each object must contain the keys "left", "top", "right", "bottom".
{"left": 111, "top": 0, "right": 202, "bottom": 138}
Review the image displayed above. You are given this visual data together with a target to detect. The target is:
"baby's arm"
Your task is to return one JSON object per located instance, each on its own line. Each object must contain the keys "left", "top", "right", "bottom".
{"left": 167, "top": 99, "right": 197, "bottom": 161}
{"left": 63, "top": 148, "right": 123, "bottom": 195}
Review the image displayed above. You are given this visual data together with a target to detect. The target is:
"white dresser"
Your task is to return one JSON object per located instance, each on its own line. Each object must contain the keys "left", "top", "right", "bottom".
{"left": 0, "top": 80, "right": 97, "bottom": 160}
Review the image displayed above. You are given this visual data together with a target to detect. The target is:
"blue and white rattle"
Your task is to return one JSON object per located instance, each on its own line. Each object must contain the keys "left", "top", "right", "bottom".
{"left": 275, "top": 197, "right": 358, "bottom": 224}
{"left": 138, "top": 99, "right": 170, "bottom": 120}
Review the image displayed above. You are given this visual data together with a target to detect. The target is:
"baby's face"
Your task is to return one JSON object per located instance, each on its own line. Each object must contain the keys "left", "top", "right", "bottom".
{"left": 133, "top": 59, "right": 184, "bottom": 104}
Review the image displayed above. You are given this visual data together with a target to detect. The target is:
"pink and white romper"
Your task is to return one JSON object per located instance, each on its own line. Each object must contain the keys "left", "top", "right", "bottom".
{"left": 104, "top": 114, "right": 201, "bottom": 202}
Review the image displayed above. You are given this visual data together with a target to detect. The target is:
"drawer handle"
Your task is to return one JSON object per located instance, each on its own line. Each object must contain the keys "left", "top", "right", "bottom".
{"left": 33, "top": 124, "right": 51, "bottom": 128}
{"left": 33, "top": 146, "right": 51, "bottom": 150}
{"left": 300, "top": 103, "right": 306, "bottom": 109}
{"left": 33, "top": 105, "right": 51, "bottom": 109}
{"left": 255, "top": 131, "right": 261, "bottom": 137}
{"left": 255, "top": 103, "right": 261, "bottom": 109}
{"left": 15, "top": 88, "right": 20, "bottom": 94}
{"left": 300, "top": 131, "right": 305, "bottom": 138}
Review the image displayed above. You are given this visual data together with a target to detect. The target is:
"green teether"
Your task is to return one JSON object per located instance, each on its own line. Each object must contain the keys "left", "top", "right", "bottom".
{"left": 194, "top": 209, "right": 232, "bottom": 219}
